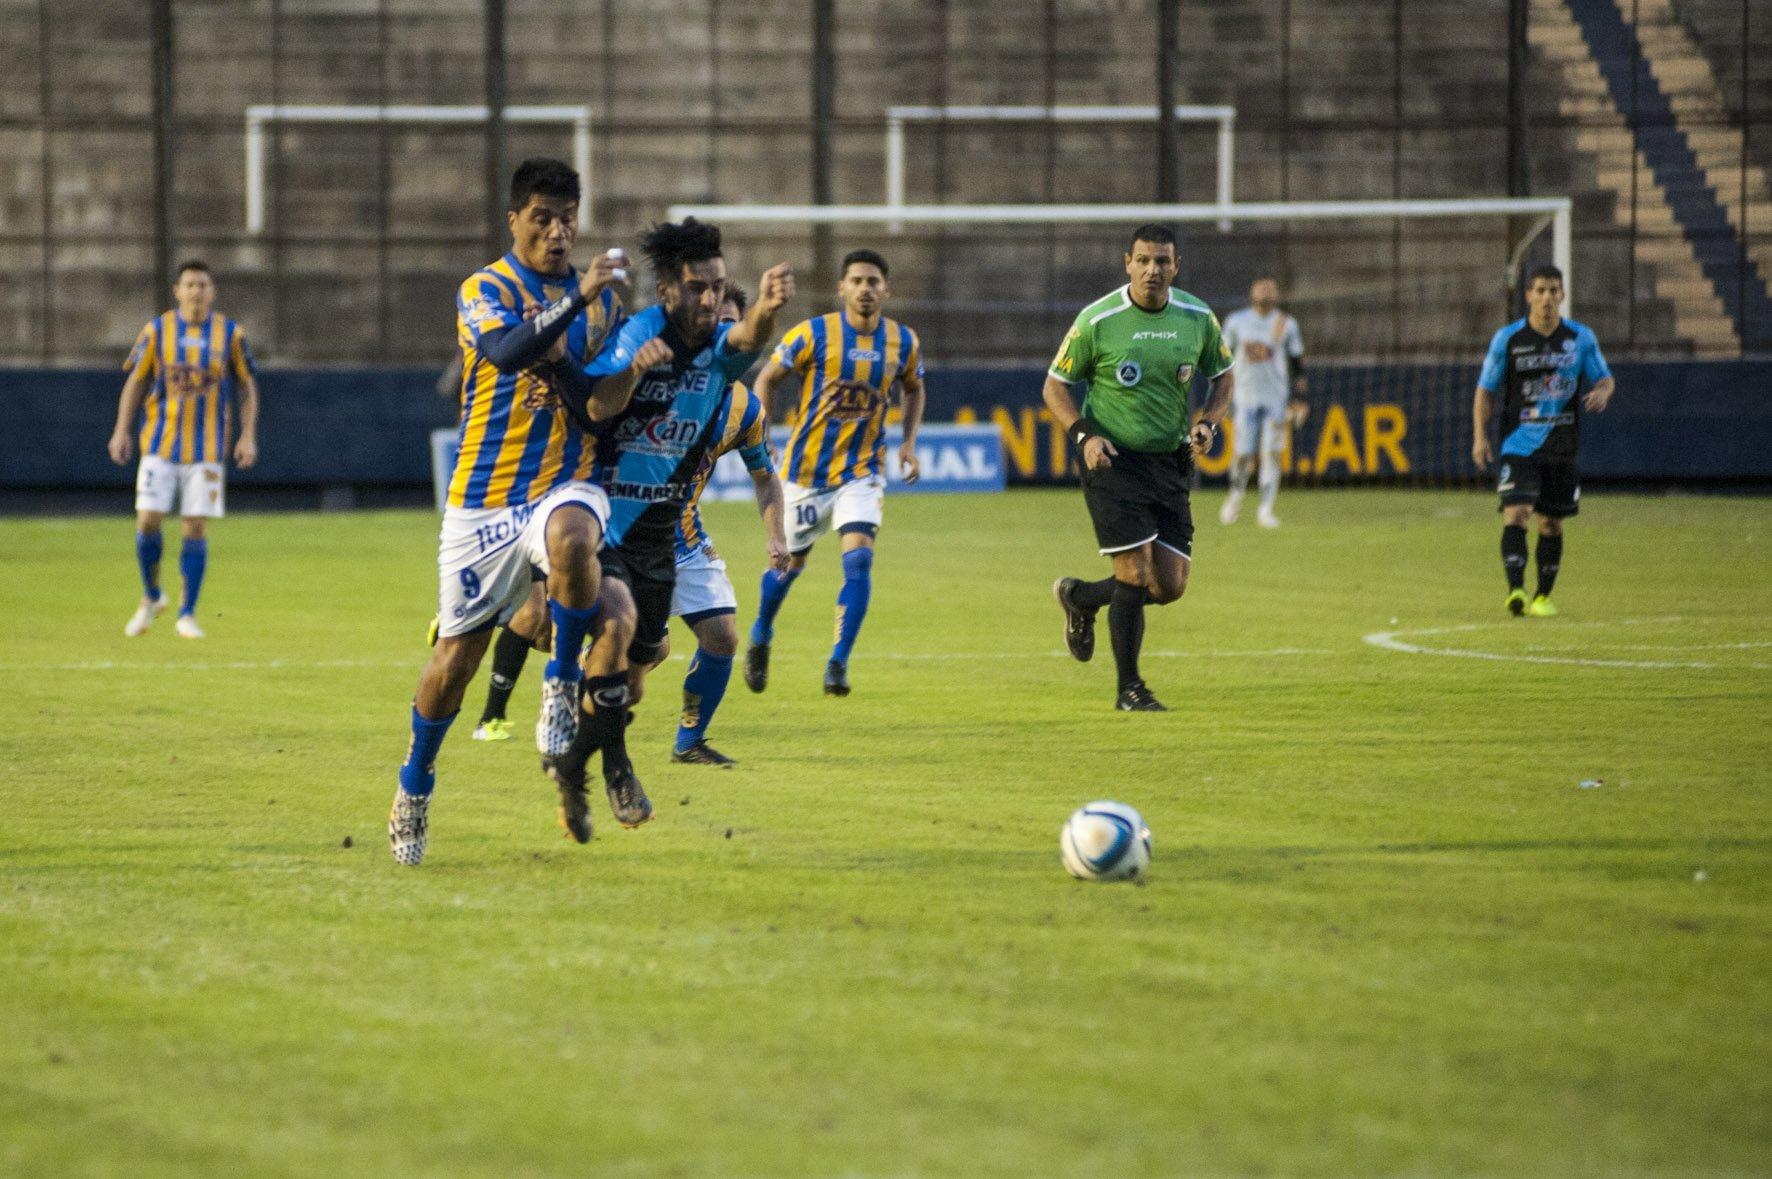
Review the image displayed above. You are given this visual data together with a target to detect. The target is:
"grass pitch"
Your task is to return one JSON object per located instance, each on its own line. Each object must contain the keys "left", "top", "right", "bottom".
{"left": 1, "top": 489, "right": 1769, "bottom": 1177}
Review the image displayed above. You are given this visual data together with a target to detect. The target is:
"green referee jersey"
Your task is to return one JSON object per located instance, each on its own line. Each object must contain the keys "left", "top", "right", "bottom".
{"left": 1048, "top": 285, "right": 1233, "bottom": 453}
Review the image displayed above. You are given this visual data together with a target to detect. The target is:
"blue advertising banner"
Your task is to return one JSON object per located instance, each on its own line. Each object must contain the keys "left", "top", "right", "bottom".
{"left": 430, "top": 423, "right": 1005, "bottom": 511}
{"left": 3, "top": 361, "right": 1767, "bottom": 491}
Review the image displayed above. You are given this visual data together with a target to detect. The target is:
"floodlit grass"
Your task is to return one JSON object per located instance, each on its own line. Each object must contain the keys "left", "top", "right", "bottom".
{"left": 1, "top": 489, "right": 1768, "bottom": 1177}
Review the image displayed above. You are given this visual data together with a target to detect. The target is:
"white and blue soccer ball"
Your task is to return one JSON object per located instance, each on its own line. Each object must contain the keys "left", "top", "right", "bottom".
{"left": 1060, "top": 801, "right": 1152, "bottom": 882}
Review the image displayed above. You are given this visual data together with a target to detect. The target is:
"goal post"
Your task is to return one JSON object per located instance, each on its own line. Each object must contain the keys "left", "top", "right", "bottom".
{"left": 666, "top": 198, "right": 1573, "bottom": 311}
{"left": 884, "top": 105, "right": 1237, "bottom": 232}
{"left": 244, "top": 104, "right": 594, "bottom": 235}
{"left": 666, "top": 197, "right": 1576, "bottom": 484}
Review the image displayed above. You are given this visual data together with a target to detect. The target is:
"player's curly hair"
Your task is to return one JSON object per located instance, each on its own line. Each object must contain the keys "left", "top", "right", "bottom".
{"left": 723, "top": 283, "right": 749, "bottom": 316}
{"left": 639, "top": 218, "right": 723, "bottom": 284}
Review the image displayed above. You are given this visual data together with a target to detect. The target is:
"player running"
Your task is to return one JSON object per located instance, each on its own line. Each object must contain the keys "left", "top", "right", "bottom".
{"left": 1472, "top": 264, "right": 1616, "bottom": 617}
{"left": 1045, "top": 224, "right": 1234, "bottom": 712}
{"left": 483, "top": 290, "right": 791, "bottom": 768}
{"left": 388, "top": 158, "right": 637, "bottom": 866}
{"left": 108, "top": 261, "right": 260, "bottom": 640}
{"left": 1219, "top": 276, "right": 1307, "bottom": 528}
{"left": 658, "top": 286, "right": 790, "bottom": 764}
{"left": 542, "top": 219, "right": 794, "bottom": 834}
{"left": 741, "top": 248, "right": 925, "bottom": 698}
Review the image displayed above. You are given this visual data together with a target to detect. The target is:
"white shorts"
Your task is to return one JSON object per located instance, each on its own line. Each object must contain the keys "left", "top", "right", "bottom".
{"left": 783, "top": 474, "right": 885, "bottom": 554}
{"left": 1232, "top": 401, "right": 1289, "bottom": 459}
{"left": 135, "top": 456, "right": 226, "bottom": 517}
{"left": 670, "top": 545, "right": 738, "bottom": 620}
{"left": 435, "top": 480, "right": 610, "bottom": 640}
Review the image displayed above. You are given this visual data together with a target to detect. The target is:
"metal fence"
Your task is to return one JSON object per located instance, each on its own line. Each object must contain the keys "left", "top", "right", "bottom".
{"left": 1, "top": 0, "right": 1766, "bottom": 366}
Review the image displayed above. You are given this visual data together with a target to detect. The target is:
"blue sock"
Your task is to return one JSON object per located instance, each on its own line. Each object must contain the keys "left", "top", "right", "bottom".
{"left": 398, "top": 705, "right": 456, "bottom": 797}
{"left": 831, "top": 547, "right": 873, "bottom": 665}
{"left": 135, "top": 531, "right": 163, "bottom": 599}
{"left": 178, "top": 537, "right": 207, "bottom": 616}
{"left": 749, "top": 567, "right": 800, "bottom": 645}
{"left": 675, "top": 649, "right": 734, "bottom": 752}
{"left": 544, "top": 598, "right": 600, "bottom": 681}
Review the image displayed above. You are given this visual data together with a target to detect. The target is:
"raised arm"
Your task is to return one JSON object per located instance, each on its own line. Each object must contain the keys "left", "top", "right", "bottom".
{"left": 725, "top": 263, "right": 795, "bottom": 355}
{"left": 476, "top": 253, "right": 626, "bottom": 374}
{"left": 751, "top": 357, "right": 796, "bottom": 419}
{"left": 586, "top": 336, "right": 675, "bottom": 422}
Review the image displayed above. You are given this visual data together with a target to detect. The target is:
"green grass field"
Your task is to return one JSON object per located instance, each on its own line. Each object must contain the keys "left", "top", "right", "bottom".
{"left": 2, "top": 489, "right": 1769, "bottom": 1177}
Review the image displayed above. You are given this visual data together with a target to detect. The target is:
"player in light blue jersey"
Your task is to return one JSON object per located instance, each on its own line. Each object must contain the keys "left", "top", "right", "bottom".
{"left": 540, "top": 219, "right": 794, "bottom": 838}
{"left": 662, "top": 286, "right": 789, "bottom": 765}
{"left": 1472, "top": 265, "right": 1616, "bottom": 617}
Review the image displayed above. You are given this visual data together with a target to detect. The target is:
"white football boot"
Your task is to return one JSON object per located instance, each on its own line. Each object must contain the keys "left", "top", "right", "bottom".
{"left": 1218, "top": 491, "right": 1243, "bottom": 525}
{"left": 175, "top": 614, "right": 206, "bottom": 639}
{"left": 536, "top": 676, "right": 579, "bottom": 758}
{"left": 388, "top": 787, "right": 430, "bottom": 866}
{"left": 124, "top": 594, "right": 168, "bottom": 637}
{"left": 1257, "top": 505, "right": 1281, "bottom": 529}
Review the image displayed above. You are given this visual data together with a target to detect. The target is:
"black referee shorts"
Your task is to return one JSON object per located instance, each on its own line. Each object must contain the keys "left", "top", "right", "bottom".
{"left": 1080, "top": 445, "right": 1194, "bottom": 558}
{"left": 599, "top": 542, "right": 676, "bottom": 666}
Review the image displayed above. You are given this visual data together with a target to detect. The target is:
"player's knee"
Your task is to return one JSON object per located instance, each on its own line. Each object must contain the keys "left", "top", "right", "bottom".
{"left": 180, "top": 518, "right": 206, "bottom": 541}
{"left": 547, "top": 511, "right": 600, "bottom": 570}
{"left": 1150, "top": 581, "right": 1185, "bottom": 605}
{"left": 697, "top": 617, "right": 739, "bottom": 658}
{"left": 1539, "top": 518, "right": 1564, "bottom": 537}
{"left": 788, "top": 550, "right": 811, "bottom": 572}
{"left": 136, "top": 512, "right": 163, "bottom": 535}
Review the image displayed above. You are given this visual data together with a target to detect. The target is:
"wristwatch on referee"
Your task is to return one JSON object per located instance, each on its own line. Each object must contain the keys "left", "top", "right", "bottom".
{"left": 1069, "top": 419, "right": 1101, "bottom": 450}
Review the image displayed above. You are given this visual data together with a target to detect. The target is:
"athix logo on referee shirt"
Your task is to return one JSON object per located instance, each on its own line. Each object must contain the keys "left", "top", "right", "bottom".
{"left": 1131, "top": 330, "right": 1178, "bottom": 340}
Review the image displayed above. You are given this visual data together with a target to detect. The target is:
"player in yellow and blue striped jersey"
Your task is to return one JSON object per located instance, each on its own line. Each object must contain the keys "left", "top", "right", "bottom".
{"left": 389, "top": 158, "right": 651, "bottom": 867}
{"left": 742, "top": 249, "right": 925, "bottom": 698}
{"left": 107, "top": 260, "right": 260, "bottom": 641}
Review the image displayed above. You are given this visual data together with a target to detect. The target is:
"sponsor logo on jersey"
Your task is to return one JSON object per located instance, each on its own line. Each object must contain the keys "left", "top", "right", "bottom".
{"left": 847, "top": 347, "right": 883, "bottom": 362}
{"left": 1176, "top": 363, "right": 1194, "bottom": 384}
{"left": 1130, "top": 330, "right": 1178, "bottom": 341}
{"left": 608, "top": 479, "right": 691, "bottom": 504}
{"left": 1116, "top": 361, "right": 1142, "bottom": 387}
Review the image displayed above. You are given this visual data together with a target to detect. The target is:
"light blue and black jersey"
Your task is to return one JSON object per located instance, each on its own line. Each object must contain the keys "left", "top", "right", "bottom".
{"left": 584, "top": 305, "right": 762, "bottom": 559}
{"left": 1478, "top": 317, "right": 1611, "bottom": 462}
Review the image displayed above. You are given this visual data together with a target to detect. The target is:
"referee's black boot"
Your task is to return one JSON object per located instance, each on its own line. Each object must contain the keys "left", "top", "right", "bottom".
{"left": 1115, "top": 681, "right": 1167, "bottom": 712}
{"left": 743, "top": 641, "right": 770, "bottom": 693}
{"left": 1053, "top": 577, "right": 1096, "bottom": 662}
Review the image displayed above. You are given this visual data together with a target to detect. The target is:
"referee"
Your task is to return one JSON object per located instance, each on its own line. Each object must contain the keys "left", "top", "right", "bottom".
{"left": 1045, "top": 224, "right": 1235, "bottom": 711}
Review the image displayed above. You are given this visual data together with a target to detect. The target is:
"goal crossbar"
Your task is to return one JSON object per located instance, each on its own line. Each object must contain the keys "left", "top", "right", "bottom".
{"left": 665, "top": 197, "right": 1575, "bottom": 310}
{"left": 244, "top": 104, "right": 593, "bottom": 234}
{"left": 885, "top": 105, "right": 1237, "bottom": 232}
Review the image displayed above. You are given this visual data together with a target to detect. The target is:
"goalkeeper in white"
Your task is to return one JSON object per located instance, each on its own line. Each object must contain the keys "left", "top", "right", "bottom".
{"left": 1219, "top": 277, "right": 1307, "bottom": 528}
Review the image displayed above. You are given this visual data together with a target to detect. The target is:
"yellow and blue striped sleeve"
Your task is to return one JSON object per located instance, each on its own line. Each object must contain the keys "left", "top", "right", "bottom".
{"left": 457, "top": 271, "right": 523, "bottom": 346}
{"left": 124, "top": 320, "right": 158, "bottom": 381}
{"left": 228, "top": 323, "right": 256, "bottom": 383}
{"left": 736, "top": 387, "right": 773, "bottom": 473}
{"left": 899, "top": 324, "right": 923, "bottom": 382}
{"left": 773, "top": 320, "right": 814, "bottom": 371}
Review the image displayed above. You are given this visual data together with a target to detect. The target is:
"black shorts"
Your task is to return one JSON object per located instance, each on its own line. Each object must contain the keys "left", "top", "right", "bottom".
{"left": 1497, "top": 456, "right": 1580, "bottom": 518}
{"left": 600, "top": 543, "right": 676, "bottom": 665}
{"left": 1080, "top": 446, "right": 1195, "bottom": 557}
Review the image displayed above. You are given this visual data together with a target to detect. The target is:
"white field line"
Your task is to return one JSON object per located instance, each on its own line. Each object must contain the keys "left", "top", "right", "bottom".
{"left": 1363, "top": 619, "right": 1769, "bottom": 671}
{"left": 0, "top": 648, "right": 1337, "bottom": 673}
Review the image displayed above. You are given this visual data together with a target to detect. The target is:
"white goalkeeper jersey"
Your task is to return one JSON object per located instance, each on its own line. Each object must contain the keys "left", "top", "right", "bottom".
{"left": 1222, "top": 307, "right": 1302, "bottom": 409}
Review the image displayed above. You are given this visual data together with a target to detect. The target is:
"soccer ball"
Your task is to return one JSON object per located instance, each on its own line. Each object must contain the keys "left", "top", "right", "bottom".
{"left": 1060, "top": 801, "right": 1152, "bottom": 882}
